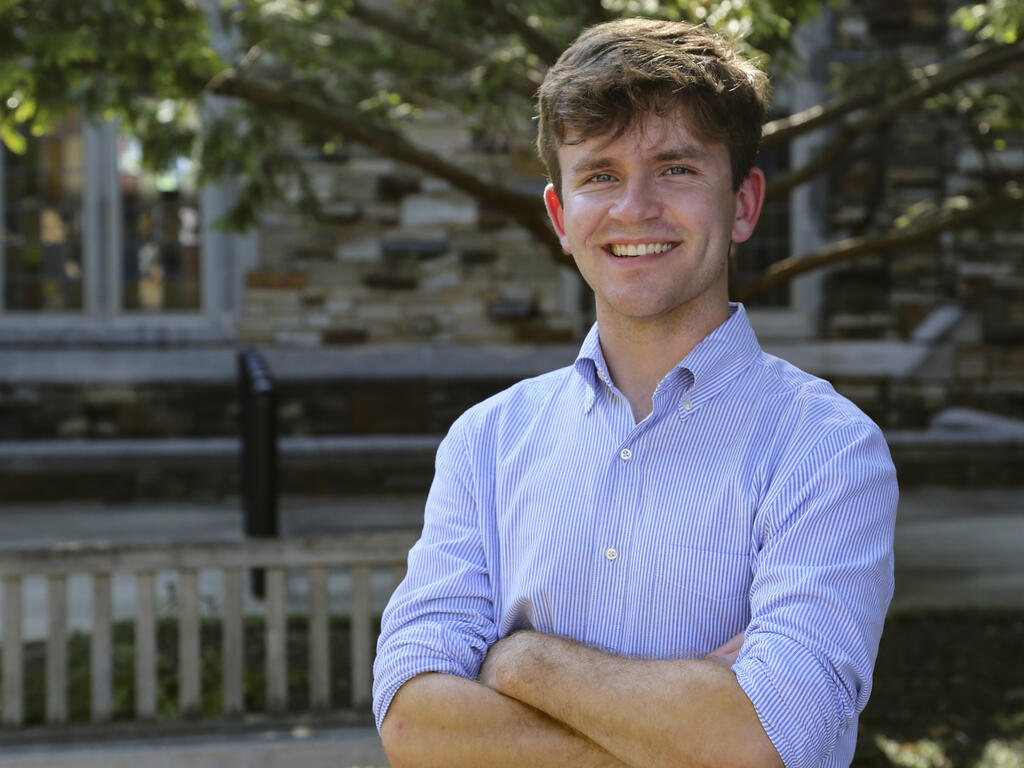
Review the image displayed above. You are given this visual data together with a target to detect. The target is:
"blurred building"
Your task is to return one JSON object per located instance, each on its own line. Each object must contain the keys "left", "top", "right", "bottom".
{"left": 1, "top": 3, "right": 1022, "bottom": 500}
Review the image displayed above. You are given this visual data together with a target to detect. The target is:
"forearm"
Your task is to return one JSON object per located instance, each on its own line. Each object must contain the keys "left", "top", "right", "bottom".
{"left": 381, "top": 672, "right": 631, "bottom": 768}
{"left": 485, "top": 633, "right": 782, "bottom": 768}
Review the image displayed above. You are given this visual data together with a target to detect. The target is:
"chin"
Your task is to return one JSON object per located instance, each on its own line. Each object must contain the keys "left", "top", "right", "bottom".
{"left": 605, "top": 299, "right": 685, "bottom": 320}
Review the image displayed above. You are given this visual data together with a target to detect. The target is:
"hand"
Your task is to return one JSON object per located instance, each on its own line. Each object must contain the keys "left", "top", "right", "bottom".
{"left": 478, "top": 631, "right": 528, "bottom": 691}
{"left": 704, "top": 630, "right": 745, "bottom": 668}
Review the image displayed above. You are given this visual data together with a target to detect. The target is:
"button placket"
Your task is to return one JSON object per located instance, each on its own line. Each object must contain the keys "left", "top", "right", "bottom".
{"left": 589, "top": 424, "right": 644, "bottom": 642}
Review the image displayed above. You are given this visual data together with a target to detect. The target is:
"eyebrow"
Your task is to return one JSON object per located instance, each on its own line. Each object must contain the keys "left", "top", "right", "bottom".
{"left": 569, "top": 144, "right": 712, "bottom": 177}
{"left": 569, "top": 156, "right": 616, "bottom": 178}
{"left": 652, "top": 146, "right": 713, "bottom": 164}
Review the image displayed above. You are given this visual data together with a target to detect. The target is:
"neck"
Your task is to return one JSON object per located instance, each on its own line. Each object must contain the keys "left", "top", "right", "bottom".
{"left": 597, "top": 300, "right": 730, "bottom": 423}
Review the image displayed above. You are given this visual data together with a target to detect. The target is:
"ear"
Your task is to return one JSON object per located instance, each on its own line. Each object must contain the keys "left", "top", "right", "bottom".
{"left": 543, "top": 184, "right": 572, "bottom": 253}
{"left": 731, "top": 167, "right": 765, "bottom": 244}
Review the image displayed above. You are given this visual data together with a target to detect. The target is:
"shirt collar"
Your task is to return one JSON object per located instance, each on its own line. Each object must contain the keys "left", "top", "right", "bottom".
{"left": 673, "top": 303, "right": 761, "bottom": 402}
{"left": 572, "top": 303, "right": 761, "bottom": 413}
{"left": 572, "top": 323, "right": 608, "bottom": 413}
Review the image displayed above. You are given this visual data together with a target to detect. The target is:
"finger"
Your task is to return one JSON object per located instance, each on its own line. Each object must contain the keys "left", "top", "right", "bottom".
{"left": 707, "top": 630, "right": 745, "bottom": 657}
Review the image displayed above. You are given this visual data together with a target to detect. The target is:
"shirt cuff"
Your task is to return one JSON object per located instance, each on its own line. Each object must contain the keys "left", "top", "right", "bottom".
{"left": 373, "top": 655, "right": 476, "bottom": 731}
{"left": 733, "top": 636, "right": 847, "bottom": 768}
{"left": 372, "top": 628, "right": 487, "bottom": 731}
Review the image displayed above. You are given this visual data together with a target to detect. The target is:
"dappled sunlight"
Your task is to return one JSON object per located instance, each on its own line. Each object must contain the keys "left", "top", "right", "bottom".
{"left": 975, "top": 739, "right": 1024, "bottom": 768}
{"left": 873, "top": 735, "right": 1024, "bottom": 768}
{"left": 874, "top": 735, "right": 951, "bottom": 768}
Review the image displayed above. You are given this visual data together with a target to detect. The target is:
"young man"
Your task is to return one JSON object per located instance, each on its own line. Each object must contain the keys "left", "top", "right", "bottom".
{"left": 373, "top": 18, "right": 898, "bottom": 768}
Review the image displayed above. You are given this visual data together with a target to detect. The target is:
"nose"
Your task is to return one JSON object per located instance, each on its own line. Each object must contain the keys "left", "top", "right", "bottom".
{"left": 608, "top": 176, "right": 662, "bottom": 223}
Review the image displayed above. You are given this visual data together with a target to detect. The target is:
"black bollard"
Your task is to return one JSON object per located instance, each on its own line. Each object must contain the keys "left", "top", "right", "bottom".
{"left": 238, "top": 349, "right": 278, "bottom": 599}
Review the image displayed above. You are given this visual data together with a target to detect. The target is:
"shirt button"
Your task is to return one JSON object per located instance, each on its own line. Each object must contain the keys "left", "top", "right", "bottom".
{"left": 619, "top": 447, "right": 632, "bottom": 461}
{"left": 605, "top": 547, "right": 618, "bottom": 561}
{"left": 682, "top": 400, "right": 692, "bottom": 412}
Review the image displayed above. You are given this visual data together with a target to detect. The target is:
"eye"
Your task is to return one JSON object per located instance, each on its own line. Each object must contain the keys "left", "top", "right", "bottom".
{"left": 587, "top": 172, "right": 615, "bottom": 183}
{"left": 665, "top": 166, "right": 692, "bottom": 176}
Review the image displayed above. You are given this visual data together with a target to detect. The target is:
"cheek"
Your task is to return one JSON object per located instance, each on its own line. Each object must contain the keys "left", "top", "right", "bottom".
{"left": 693, "top": 203, "right": 735, "bottom": 246}
{"left": 560, "top": 212, "right": 591, "bottom": 250}
{"left": 571, "top": 256, "right": 599, "bottom": 294}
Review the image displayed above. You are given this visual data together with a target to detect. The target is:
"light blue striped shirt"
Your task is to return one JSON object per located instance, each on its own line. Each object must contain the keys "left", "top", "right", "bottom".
{"left": 373, "top": 303, "right": 898, "bottom": 767}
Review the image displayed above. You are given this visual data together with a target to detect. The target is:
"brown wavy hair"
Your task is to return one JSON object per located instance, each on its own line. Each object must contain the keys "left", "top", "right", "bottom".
{"left": 536, "top": 18, "right": 770, "bottom": 198}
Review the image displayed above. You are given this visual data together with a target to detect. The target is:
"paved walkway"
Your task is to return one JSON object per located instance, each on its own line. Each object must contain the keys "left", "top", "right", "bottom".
{"left": 0, "top": 725, "right": 386, "bottom": 768}
{"left": 890, "top": 486, "right": 1024, "bottom": 611}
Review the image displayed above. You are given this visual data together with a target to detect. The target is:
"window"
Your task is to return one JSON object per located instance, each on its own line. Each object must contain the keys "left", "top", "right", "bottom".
{"left": 118, "top": 136, "right": 202, "bottom": 312}
{"left": 2, "top": 115, "right": 85, "bottom": 312}
{"left": 0, "top": 115, "right": 254, "bottom": 341}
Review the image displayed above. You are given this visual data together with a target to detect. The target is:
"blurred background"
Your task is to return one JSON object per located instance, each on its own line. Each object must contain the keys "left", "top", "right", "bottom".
{"left": 0, "top": 0, "right": 1022, "bottom": 766}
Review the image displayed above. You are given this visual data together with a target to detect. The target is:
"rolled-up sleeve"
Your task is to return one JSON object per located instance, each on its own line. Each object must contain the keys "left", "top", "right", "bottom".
{"left": 372, "top": 415, "right": 497, "bottom": 731}
{"left": 733, "top": 422, "right": 898, "bottom": 767}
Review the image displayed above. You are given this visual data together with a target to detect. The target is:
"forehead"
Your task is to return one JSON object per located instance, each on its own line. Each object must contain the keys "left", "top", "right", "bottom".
{"left": 559, "top": 111, "right": 725, "bottom": 171}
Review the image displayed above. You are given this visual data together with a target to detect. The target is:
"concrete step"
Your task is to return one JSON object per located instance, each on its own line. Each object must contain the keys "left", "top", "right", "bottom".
{"left": 0, "top": 435, "right": 441, "bottom": 501}
{"left": 2, "top": 424, "right": 1023, "bottom": 501}
{"left": 0, "top": 345, "right": 571, "bottom": 441}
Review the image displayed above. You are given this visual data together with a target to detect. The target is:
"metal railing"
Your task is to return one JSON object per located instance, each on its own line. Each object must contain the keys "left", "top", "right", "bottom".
{"left": 0, "top": 531, "right": 417, "bottom": 727}
{"left": 239, "top": 349, "right": 278, "bottom": 543}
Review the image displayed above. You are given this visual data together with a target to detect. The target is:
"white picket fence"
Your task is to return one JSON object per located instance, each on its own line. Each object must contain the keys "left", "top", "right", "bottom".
{"left": 0, "top": 531, "right": 418, "bottom": 727}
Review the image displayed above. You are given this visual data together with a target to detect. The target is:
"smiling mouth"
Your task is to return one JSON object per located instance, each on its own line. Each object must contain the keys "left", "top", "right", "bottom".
{"left": 605, "top": 242, "right": 679, "bottom": 258}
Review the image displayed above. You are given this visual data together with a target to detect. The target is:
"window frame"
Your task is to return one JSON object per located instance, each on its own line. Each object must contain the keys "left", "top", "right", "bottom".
{"left": 745, "top": 12, "right": 831, "bottom": 341}
{"left": 0, "top": 118, "right": 257, "bottom": 344}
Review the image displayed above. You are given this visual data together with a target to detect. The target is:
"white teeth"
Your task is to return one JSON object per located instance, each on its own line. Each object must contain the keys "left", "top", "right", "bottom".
{"left": 609, "top": 242, "right": 675, "bottom": 257}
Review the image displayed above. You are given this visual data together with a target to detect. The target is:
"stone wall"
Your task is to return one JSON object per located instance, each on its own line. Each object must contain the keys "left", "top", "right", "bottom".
{"left": 0, "top": 377, "right": 530, "bottom": 440}
{"left": 238, "top": 113, "right": 581, "bottom": 347}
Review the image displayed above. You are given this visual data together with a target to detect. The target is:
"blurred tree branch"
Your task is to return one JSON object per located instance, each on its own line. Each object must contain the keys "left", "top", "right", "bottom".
{"left": 345, "top": 0, "right": 541, "bottom": 96}
{"left": 485, "top": 0, "right": 564, "bottom": 66}
{"left": 208, "top": 68, "right": 568, "bottom": 263}
{"left": 765, "top": 39, "right": 1024, "bottom": 200}
{"left": 735, "top": 183, "right": 1024, "bottom": 302}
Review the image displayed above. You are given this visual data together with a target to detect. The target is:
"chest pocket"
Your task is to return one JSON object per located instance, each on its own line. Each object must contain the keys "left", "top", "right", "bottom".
{"left": 657, "top": 544, "right": 750, "bottom": 602}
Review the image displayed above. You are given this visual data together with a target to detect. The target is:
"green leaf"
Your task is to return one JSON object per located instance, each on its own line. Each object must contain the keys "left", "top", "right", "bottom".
{"left": 13, "top": 95, "right": 36, "bottom": 122}
{"left": 0, "top": 122, "right": 26, "bottom": 154}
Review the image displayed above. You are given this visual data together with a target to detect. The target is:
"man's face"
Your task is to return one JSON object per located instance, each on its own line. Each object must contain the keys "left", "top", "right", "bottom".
{"left": 544, "top": 110, "right": 764, "bottom": 328}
